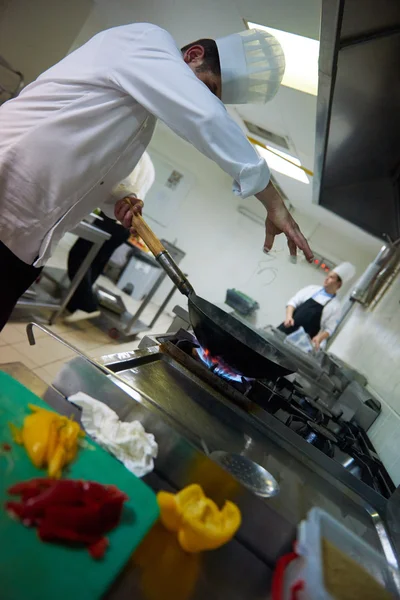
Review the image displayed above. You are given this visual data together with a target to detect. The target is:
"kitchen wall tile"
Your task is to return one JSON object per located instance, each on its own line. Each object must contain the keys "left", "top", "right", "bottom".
{"left": 368, "top": 413, "right": 389, "bottom": 443}
{"left": 388, "top": 458, "right": 400, "bottom": 489}
{"left": 331, "top": 278, "right": 400, "bottom": 484}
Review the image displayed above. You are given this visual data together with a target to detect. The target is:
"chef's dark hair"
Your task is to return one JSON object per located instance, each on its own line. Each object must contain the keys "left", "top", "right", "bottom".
{"left": 181, "top": 39, "right": 221, "bottom": 77}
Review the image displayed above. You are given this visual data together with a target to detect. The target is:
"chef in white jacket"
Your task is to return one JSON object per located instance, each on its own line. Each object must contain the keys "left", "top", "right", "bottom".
{"left": 65, "top": 151, "right": 156, "bottom": 323}
{"left": 278, "top": 262, "right": 356, "bottom": 349}
{"left": 0, "top": 23, "right": 313, "bottom": 330}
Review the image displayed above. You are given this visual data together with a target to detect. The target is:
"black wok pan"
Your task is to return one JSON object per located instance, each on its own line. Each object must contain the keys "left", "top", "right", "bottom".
{"left": 132, "top": 214, "right": 296, "bottom": 379}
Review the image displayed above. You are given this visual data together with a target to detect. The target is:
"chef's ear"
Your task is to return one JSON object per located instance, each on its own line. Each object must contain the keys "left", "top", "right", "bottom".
{"left": 183, "top": 44, "right": 205, "bottom": 66}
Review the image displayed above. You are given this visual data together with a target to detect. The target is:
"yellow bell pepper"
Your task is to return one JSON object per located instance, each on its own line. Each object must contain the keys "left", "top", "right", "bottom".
{"left": 10, "top": 404, "right": 84, "bottom": 477}
{"left": 157, "top": 484, "right": 241, "bottom": 553}
{"left": 21, "top": 408, "right": 58, "bottom": 468}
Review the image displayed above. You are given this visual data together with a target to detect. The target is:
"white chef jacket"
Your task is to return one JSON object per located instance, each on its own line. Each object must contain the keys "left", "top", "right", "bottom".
{"left": 0, "top": 23, "right": 270, "bottom": 267}
{"left": 287, "top": 285, "right": 341, "bottom": 336}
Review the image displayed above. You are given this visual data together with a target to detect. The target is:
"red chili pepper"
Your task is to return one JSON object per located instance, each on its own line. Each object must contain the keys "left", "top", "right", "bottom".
{"left": 6, "top": 479, "right": 128, "bottom": 558}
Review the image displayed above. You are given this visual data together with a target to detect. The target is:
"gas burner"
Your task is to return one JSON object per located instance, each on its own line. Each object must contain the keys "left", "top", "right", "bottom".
{"left": 195, "top": 346, "right": 246, "bottom": 383}
{"left": 287, "top": 417, "right": 336, "bottom": 458}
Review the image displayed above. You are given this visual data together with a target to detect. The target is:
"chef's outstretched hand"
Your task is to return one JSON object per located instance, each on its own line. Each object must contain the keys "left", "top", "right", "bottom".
{"left": 114, "top": 196, "right": 144, "bottom": 230}
{"left": 264, "top": 208, "right": 313, "bottom": 262}
{"left": 256, "top": 182, "right": 313, "bottom": 262}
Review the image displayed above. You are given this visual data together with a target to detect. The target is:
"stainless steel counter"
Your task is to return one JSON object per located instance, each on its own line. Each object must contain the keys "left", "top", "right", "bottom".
{"left": 8, "top": 355, "right": 274, "bottom": 599}
{"left": 52, "top": 348, "right": 400, "bottom": 562}
{"left": 12, "top": 323, "right": 400, "bottom": 598}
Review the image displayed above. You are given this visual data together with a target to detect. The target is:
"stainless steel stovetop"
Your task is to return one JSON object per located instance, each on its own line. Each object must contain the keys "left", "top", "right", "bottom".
{"left": 134, "top": 328, "right": 393, "bottom": 499}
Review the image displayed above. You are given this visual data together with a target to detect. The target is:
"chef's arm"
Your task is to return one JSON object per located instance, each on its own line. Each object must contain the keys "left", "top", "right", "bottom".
{"left": 312, "top": 330, "right": 330, "bottom": 350}
{"left": 317, "top": 306, "right": 339, "bottom": 349}
{"left": 108, "top": 25, "right": 268, "bottom": 199}
{"left": 284, "top": 305, "right": 295, "bottom": 328}
{"left": 107, "top": 25, "right": 312, "bottom": 259}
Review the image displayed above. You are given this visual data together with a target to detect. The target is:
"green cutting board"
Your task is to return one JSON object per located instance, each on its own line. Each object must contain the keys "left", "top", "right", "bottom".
{"left": 0, "top": 371, "right": 159, "bottom": 600}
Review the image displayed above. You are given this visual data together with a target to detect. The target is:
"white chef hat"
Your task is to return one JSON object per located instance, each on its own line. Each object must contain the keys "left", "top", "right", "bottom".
{"left": 215, "top": 29, "right": 285, "bottom": 105}
{"left": 332, "top": 262, "right": 356, "bottom": 284}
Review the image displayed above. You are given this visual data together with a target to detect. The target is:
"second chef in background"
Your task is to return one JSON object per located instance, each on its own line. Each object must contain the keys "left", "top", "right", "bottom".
{"left": 278, "top": 262, "right": 356, "bottom": 350}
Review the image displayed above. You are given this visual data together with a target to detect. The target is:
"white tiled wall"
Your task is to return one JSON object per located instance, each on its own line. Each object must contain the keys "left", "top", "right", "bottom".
{"left": 330, "top": 276, "right": 400, "bottom": 485}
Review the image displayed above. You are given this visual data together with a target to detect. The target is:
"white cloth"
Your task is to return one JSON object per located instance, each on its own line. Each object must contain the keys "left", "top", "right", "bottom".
{"left": 0, "top": 23, "right": 269, "bottom": 267}
{"left": 68, "top": 391, "right": 158, "bottom": 478}
{"left": 287, "top": 285, "right": 341, "bottom": 336}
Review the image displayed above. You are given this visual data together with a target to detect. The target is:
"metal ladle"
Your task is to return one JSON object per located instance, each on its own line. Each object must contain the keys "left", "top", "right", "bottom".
{"left": 201, "top": 437, "right": 280, "bottom": 499}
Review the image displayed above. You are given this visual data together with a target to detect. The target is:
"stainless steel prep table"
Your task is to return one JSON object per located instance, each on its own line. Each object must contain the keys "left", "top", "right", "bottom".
{"left": 16, "top": 219, "right": 111, "bottom": 324}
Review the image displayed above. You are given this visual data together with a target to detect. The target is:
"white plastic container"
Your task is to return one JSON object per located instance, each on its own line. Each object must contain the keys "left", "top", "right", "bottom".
{"left": 273, "top": 508, "right": 399, "bottom": 599}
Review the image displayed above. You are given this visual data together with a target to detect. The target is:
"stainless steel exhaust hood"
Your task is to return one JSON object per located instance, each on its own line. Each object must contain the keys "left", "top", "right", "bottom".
{"left": 314, "top": 0, "right": 400, "bottom": 240}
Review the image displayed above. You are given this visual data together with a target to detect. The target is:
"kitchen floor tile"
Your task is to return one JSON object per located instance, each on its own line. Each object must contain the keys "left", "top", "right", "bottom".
{"left": 0, "top": 324, "right": 27, "bottom": 345}
{"left": 12, "top": 337, "right": 75, "bottom": 367}
{"left": 47, "top": 321, "right": 73, "bottom": 334}
{"left": 155, "top": 315, "right": 173, "bottom": 331}
{"left": 0, "top": 345, "right": 38, "bottom": 370}
{"left": 41, "top": 359, "right": 70, "bottom": 381}
{"left": 33, "top": 367, "right": 54, "bottom": 387}
{"left": 11, "top": 322, "right": 49, "bottom": 339}
{"left": 90, "top": 340, "right": 140, "bottom": 359}
{"left": 62, "top": 330, "right": 106, "bottom": 352}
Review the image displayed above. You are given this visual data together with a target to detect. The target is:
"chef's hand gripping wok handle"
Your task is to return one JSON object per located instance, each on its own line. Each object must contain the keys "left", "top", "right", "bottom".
{"left": 131, "top": 212, "right": 194, "bottom": 298}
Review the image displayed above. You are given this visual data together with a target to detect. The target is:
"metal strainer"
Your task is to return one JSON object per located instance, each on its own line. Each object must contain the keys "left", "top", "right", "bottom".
{"left": 210, "top": 451, "right": 280, "bottom": 498}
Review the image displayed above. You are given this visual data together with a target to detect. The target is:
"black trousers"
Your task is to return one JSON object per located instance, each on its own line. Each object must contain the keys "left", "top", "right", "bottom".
{"left": 67, "top": 213, "right": 129, "bottom": 313}
{"left": 0, "top": 240, "right": 43, "bottom": 331}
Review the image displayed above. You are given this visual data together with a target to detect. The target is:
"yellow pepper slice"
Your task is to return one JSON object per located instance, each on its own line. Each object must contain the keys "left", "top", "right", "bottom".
{"left": 10, "top": 405, "right": 84, "bottom": 477}
{"left": 179, "top": 498, "right": 241, "bottom": 553}
{"left": 157, "top": 491, "right": 181, "bottom": 532}
{"left": 157, "top": 484, "right": 241, "bottom": 553}
{"left": 47, "top": 442, "right": 66, "bottom": 479}
{"left": 22, "top": 409, "right": 58, "bottom": 468}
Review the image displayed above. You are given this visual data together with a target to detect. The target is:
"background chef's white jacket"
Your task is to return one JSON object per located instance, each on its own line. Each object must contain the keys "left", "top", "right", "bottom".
{"left": 110, "top": 151, "right": 155, "bottom": 204}
{"left": 0, "top": 23, "right": 270, "bottom": 267}
{"left": 286, "top": 285, "right": 341, "bottom": 336}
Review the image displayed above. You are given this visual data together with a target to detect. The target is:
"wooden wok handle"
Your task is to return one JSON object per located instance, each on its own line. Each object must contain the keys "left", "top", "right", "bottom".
{"left": 127, "top": 202, "right": 195, "bottom": 297}
{"left": 131, "top": 213, "right": 165, "bottom": 257}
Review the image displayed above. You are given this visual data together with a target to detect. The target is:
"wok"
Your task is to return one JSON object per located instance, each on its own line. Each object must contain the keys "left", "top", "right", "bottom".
{"left": 132, "top": 214, "right": 297, "bottom": 379}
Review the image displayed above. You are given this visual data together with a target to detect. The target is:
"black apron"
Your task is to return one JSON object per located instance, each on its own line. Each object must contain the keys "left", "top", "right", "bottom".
{"left": 278, "top": 295, "right": 333, "bottom": 339}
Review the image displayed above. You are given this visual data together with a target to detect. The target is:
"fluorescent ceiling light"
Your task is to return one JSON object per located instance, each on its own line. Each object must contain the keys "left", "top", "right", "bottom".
{"left": 247, "top": 21, "right": 319, "bottom": 96}
{"left": 256, "top": 145, "right": 310, "bottom": 184}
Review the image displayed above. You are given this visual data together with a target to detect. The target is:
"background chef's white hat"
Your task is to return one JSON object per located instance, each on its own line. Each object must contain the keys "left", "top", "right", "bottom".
{"left": 215, "top": 29, "right": 285, "bottom": 104}
{"left": 332, "top": 262, "right": 356, "bottom": 284}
